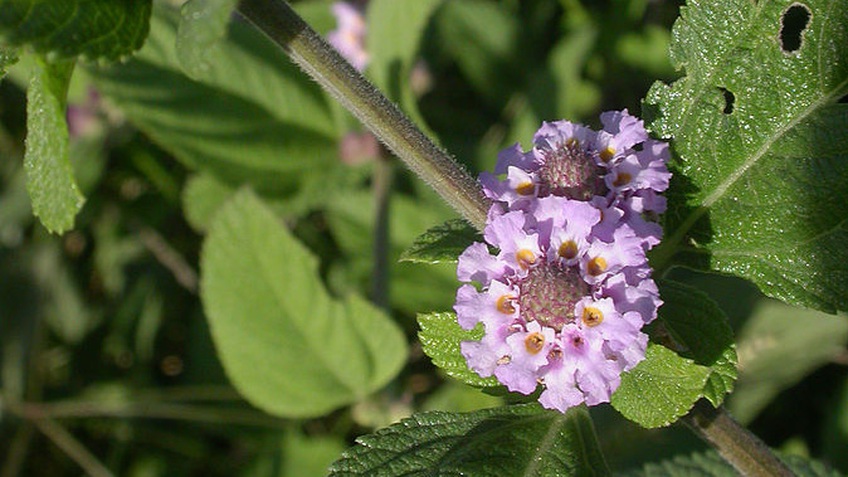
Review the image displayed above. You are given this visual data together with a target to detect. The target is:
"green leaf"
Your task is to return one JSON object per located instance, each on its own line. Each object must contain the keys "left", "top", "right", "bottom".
{"left": 176, "top": 0, "right": 239, "bottom": 79}
{"left": 728, "top": 299, "right": 848, "bottom": 424}
{"left": 367, "top": 0, "right": 441, "bottom": 96}
{"left": 418, "top": 312, "right": 499, "bottom": 389}
{"left": 282, "top": 431, "right": 346, "bottom": 477}
{"left": 0, "top": 0, "right": 151, "bottom": 62}
{"left": 430, "top": 0, "right": 518, "bottom": 107}
{"left": 328, "top": 404, "right": 611, "bottom": 476}
{"left": 400, "top": 218, "right": 481, "bottom": 264}
{"left": 24, "top": 58, "right": 84, "bottom": 233}
{"left": 0, "top": 44, "right": 18, "bottom": 78}
{"left": 201, "top": 189, "right": 408, "bottom": 418}
{"left": 611, "top": 344, "right": 711, "bottom": 429}
{"left": 655, "top": 280, "right": 738, "bottom": 407}
{"left": 647, "top": 0, "right": 848, "bottom": 313}
{"left": 88, "top": 4, "right": 338, "bottom": 195}
{"left": 621, "top": 450, "right": 841, "bottom": 477}
{"left": 325, "top": 191, "right": 458, "bottom": 314}
{"left": 182, "top": 173, "right": 234, "bottom": 233}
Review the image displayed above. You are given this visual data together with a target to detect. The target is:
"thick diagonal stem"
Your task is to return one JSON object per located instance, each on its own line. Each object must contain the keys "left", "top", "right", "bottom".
{"left": 235, "top": 0, "right": 489, "bottom": 230}
{"left": 683, "top": 400, "right": 795, "bottom": 477}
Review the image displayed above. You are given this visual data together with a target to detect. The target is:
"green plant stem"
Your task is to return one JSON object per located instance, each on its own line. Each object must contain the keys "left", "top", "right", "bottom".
{"left": 235, "top": 0, "right": 490, "bottom": 231}
{"left": 372, "top": 155, "right": 393, "bottom": 310}
{"left": 31, "top": 418, "right": 114, "bottom": 477}
{"left": 13, "top": 400, "right": 289, "bottom": 430}
{"left": 682, "top": 400, "right": 795, "bottom": 477}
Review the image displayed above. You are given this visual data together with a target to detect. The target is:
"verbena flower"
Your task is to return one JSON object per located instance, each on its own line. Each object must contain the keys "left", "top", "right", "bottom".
{"left": 455, "top": 110, "right": 669, "bottom": 412}
{"left": 328, "top": 2, "right": 369, "bottom": 72}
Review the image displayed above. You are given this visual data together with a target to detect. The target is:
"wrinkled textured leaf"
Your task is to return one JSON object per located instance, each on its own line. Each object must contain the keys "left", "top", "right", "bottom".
{"left": 89, "top": 4, "right": 338, "bottom": 195}
{"left": 176, "top": 0, "right": 239, "bottom": 79}
{"left": 612, "top": 344, "right": 711, "bottom": 428}
{"left": 328, "top": 404, "right": 610, "bottom": 476}
{"left": 647, "top": 0, "right": 848, "bottom": 313}
{"left": 400, "top": 218, "right": 481, "bottom": 264}
{"left": 24, "top": 58, "right": 84, "bottom": 233}
{"left": 655, "top": 280, "right": 737, "bottom": 407}
{"left": 201, "top": 189, "right": 407, "bottom": 417}
{"left": 418, "top": 312, "right": 499, "bottom": 389}
{"left": 0, "top": 0, "right": 151, "bottom": 61}
{"left": 621, "top": 449, "right": 841, "bottom": 477}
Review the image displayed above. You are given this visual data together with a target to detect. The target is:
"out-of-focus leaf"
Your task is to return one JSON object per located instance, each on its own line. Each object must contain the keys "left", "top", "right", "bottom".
{"left": 400, "top": 218, "right": 480, "bottom": 264}
{"left": 0, "top": 45, "right": 18, "bottom": 78}
{"left": 0, "top": 0, "right": 151, "bottom": 62}
{"left": 182, "top": 173, "right": 234, "bottom": 233}
{"left": 418, "top": 312, "right": 498, "bottom": 389}
{"left": 647, "top": 0, "right": 848, "bottom": 313}
{"left": 367, "top": 0, "right": 441, "bottom": 97}
{"left": 176, "top": 0, "right": 239, "bottom": 79}
{"left": 282, "top": 431, "right": 346, "bottom": 477}
{"left": 24, "top": 58, "right": 84, "bottom": 233}
{"left": 325, "top": 191, "right": 457, "bottom": 314}
{"left": 328, "top": 404, "right": 610, "bottom": 476}
{"left": 201, "top": 189, "right": 408, "bottom": 417}
{"left": 430, "top": 0, "right": 518, "bottom": 107}
{"left": 728, "top": 300, "right": 848, "bottom": 424}
{"left": 422, "top": 381, "right": 502, "bottom": 413}
{"left": 89, "top": 4, "right": 339, "bottom": 195}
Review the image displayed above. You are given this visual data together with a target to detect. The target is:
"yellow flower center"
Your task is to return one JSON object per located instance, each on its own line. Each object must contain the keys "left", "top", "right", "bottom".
{"left": 515, "top": 249, "right": 537, "bottom": 269}
{"left": 515, "top": 181, "right": 536, "bottom": 196}
{"left": 496, "top": 295, "right": 517, "bottom": 314}
{"left": 558, "top": 240, "right": 578, "bottom": 260}
{"left": 581, "top": 306, "right": 604, "bottom": 327}
{"left": 613, "top": 172, "right": 632, "bottom": 187}
{"left": 524, "top": 332, "right": 546, "bottom": 354}
{"left": 599, "top": 146, "right": 615, "bottom": 162}
{"left": 587, "top": 256, "right": 607, "bottom": 276}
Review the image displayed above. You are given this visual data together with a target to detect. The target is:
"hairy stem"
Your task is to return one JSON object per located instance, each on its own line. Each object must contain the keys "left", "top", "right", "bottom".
{"left": 235, "top": 0, "right": 489, "bottom": 230}
{"left": 683, "top": 400, "right": 795, "bottom": 477}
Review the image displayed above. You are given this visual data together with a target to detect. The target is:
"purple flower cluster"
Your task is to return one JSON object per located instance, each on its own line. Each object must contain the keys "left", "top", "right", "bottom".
{"left": 328, "top": 2, "right": 369, "bottom": 72}
{"left": 455, "top": 110, "right": 670, "bottom": 412}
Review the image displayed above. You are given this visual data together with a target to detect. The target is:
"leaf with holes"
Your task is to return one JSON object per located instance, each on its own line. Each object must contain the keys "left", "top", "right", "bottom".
{"left": 400, "top": 219, "right": 481, "bottom": 264}
{"left": 24, "top": 58, "right": 84, "bottom": 234}
{"left": 201, "top": 189, "right": 407, "bottom": 417}
{"left": 646, "top": 0, "right": 848, "bottom": 313}
{"left": 328, "top": 403, "right": 610, "bottom": 476}
{"left": 0, "top": 0, "right": 151, "bottom": 61}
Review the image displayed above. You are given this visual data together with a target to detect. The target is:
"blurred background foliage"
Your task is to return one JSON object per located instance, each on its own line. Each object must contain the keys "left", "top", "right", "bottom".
{"left": 0, "top": 0, "right": 846, "bottom": 475}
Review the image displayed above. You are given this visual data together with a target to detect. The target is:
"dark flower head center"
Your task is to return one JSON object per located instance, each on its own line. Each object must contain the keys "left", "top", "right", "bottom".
{"left": 538, "top": 141, "right": 606, "bottom": 200}
{"left": 518, "top": 262, "right": 589, "bottom": 331}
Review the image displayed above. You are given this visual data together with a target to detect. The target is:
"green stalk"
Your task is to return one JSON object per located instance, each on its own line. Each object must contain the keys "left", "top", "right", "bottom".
{"left": 235, "top": 0, "right": 489, "bottom": 231}
{"left": 683, "top": 400, "right": 795, "bottom": 477}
